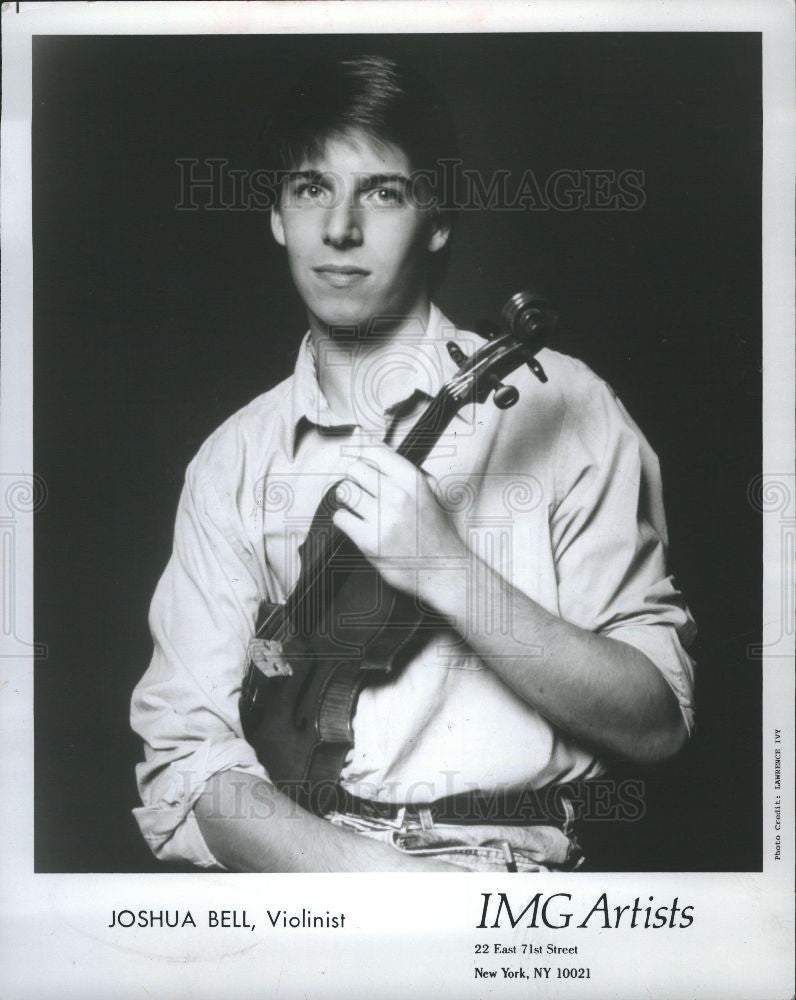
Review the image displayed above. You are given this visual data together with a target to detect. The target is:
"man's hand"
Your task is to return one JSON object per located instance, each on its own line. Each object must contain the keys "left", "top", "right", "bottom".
{"left": 331, "top": 445, "right": 687, "bottom": 764}
{"left": 331, "top": 444, "right": 468, "bottom": 602}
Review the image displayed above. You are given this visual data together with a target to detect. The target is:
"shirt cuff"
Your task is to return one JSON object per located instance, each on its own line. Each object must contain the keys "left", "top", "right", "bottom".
{"left": 598, "top": 622, "right": 696, "bottom": 736}
{"left": 134, "top": 738, "right": 269, "bottom": 868}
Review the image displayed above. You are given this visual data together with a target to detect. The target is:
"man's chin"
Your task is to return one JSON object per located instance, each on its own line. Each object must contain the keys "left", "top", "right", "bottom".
{"left": 305, "top": 289, "right": 425, "bottom": 336}
{"left": 309, "top": 300, "right": 379, "bottom": 334}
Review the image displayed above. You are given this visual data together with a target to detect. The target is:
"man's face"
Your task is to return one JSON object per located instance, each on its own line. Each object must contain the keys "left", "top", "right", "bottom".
{"left": 271, "top": 129, "right": 449, "bottom": 332}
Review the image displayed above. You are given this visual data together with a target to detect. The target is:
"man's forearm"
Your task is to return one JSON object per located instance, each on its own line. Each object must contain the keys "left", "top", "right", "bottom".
{"left": 420, "top": 559, "right": 687, "bottom": 763}
{"left": 194, "top": 771, "right": 459, "bottom": 872}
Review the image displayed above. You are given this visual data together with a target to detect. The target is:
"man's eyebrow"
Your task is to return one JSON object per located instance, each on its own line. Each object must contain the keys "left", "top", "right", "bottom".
{"left": 285, "top": 169, "right": 326, "bottom": 185}
{"left": 356, "top": 172, "right": 410, "bottom": 190}
{"left": 283, "top": 170, "right": 411, "bottom": 190}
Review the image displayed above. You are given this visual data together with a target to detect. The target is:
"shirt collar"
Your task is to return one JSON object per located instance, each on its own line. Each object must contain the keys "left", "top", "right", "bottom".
{"left": 288, "top": 302, "right": 478, "bottom": 456}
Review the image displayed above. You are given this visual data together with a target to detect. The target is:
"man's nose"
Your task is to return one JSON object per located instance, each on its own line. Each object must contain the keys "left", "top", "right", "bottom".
{"left": 322, "top": 200, "right": 363, "bottom": 248}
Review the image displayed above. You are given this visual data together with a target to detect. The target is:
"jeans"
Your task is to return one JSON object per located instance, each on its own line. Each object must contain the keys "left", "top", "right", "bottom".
{"left": 325, "top": 801, "right": 585, "bottom": 872}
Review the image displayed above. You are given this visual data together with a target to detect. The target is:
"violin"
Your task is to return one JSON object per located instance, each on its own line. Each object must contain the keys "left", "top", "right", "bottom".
{"left": 240, "top": 291, "right": 558, "bottom": 815}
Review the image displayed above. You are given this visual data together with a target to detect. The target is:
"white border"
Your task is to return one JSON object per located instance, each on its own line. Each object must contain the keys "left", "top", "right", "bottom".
{"left": 1, "top": 3, "right": 793, "bottom": 998}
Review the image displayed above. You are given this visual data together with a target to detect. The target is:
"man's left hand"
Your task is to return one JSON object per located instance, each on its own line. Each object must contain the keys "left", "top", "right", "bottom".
{"left": 331, "top": 444, "right": 469, "bottom": 602}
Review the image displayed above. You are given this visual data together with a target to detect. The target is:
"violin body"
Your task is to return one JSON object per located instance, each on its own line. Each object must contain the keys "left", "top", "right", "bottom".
{"left": 239, "top": 291, "right": 557, "bottom": 814}
{"left": 240, "top": 488, "right": 434, "bottom": 815}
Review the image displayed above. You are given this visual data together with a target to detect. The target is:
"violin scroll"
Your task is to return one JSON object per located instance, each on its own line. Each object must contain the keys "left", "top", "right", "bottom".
{"left": 446, "top": 288, "right": 558, "bottom": 410}
{"left": 501, "top": 289, "right": 558, "bottom": 348}
{"left": 503, "top": 290, "right": 557, "bottom": 385}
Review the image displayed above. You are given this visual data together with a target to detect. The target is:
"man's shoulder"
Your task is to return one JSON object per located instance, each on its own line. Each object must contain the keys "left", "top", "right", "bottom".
{"left": 535, "top": 348, "right": 654, "bottom": 471}
{"left": 509, "top": 346, "right": 643, "bottom": 468}
{"left": 535, "top": 347, "right": 634, "bottom": 429}
{"left": 186, "top": 373, "right": 296, "bottom": 489}
{"left": 502, "top": 345, "right": 620, "bottom": 429}
{"left": 536, "top": 347, "right": 616, "bottom": 402}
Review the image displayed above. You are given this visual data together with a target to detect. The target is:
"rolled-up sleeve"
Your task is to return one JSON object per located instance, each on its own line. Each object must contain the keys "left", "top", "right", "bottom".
{"left": 131, "top": 448, "right": 269, "bottom": 867}
{"left": 550, "top": 372, "right": 696, "bottom": 735}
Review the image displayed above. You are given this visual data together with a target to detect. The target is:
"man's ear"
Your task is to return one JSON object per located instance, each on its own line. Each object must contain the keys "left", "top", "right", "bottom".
{"left": 270, "top": 207, "right": 286, "bottom": 246}
{"left": 427, "top": 214, "right": 451, "bottom": 254}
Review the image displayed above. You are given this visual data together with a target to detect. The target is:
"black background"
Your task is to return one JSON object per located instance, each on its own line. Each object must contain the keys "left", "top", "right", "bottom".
{"left": 33, "top": 33, "right": 761, "bottom": 872}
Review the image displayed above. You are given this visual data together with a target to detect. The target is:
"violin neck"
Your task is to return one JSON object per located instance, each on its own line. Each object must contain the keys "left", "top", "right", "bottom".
{"left": 395, "top": 389, "right": 459, "bottom": 468}
{"left": 266, "top": 388, "right": 460, "bottom": 641}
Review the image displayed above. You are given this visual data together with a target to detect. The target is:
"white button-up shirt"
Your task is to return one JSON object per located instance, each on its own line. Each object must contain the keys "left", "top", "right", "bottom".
{"left": 131, "top": 304, "right": 696, "bottom": 867}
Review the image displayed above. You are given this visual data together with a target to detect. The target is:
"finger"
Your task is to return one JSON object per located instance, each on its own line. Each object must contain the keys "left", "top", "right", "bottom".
{"left": 356, "top": 445, "right": 420, "bottom": 488}
{"left": 333, "top": 479, "right": 378, "bottom": 520}
{"left": 343, "top": 458, "right": 381, "bottom": 497}
{"left": 356, "top": 443, "right": 408, "bottom": 475}
{"left": 332, "top": 505, "right": 374, "bottom": 553}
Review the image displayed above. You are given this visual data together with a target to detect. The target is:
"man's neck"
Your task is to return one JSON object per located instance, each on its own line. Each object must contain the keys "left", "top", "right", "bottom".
{"left": 308, "top": 298, "right": 433, "bottom": 428}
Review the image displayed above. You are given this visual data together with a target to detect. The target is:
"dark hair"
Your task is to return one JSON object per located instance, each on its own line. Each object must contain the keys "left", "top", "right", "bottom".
{"left": 260, "top": 53, "right": 460, "bottom": 180}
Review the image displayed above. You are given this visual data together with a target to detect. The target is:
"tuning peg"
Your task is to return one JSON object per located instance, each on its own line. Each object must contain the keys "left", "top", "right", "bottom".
{"left": 525, "top": 357, "right": 548, "bottom": 384}
{"left": 493, "top": 383, "right": 519, "bottom": 409}
{"left": 446, "top": 341, "right": 469, "bottom": 366}
{"left": 481, "top": 372, "right": 520, "bottom": 409}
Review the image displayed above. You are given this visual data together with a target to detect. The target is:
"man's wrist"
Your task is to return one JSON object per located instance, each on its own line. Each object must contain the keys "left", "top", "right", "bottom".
{"left": 416, "top": 559, "right": 470, "bottom": 623}
{"left": 416, "top": 545, "right": 516, "bottom": 637}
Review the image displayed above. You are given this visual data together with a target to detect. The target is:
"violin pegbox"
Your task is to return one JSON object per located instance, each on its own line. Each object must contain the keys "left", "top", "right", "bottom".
{"left": 443, "top": 290, "right": 557, "bottom": 413}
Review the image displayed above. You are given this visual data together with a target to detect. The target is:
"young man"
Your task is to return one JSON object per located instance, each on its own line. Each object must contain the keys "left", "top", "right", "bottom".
{"left": 131, "top": 55, "right": 696, "bottom": 872}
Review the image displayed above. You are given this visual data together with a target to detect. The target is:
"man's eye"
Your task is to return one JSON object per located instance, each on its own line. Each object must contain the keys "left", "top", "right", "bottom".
{"left": 296, "top": 183, "right": 328, "bottom": 201}
{"left": 368, "top": 187, "right": 404, "bottom": 206}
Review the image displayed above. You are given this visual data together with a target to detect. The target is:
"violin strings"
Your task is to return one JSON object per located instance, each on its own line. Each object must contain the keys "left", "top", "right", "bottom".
{"left": 259, "top": 390, "right": 455, "bottom": 646}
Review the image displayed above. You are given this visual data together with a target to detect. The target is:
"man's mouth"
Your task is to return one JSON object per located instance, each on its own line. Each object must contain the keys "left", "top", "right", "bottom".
{"left": 312, "top": 265, "right": 371, "bottom": 288}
